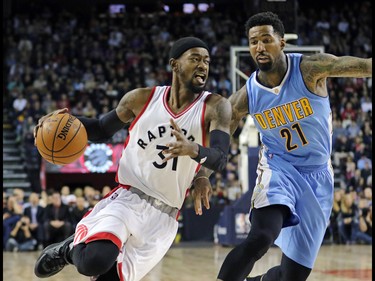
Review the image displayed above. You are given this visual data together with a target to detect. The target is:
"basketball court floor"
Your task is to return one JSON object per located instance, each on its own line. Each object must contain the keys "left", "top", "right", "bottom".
{"left": 4, "top": 242, "right": 372, "bottom": 281}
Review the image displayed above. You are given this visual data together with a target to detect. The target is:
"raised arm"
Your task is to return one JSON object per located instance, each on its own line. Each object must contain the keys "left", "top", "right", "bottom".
{"left": 301, "top": 54, "right": 372, "bottom": 96}
{"left": 302, "top": 54, "right": 372, "bottom": 78}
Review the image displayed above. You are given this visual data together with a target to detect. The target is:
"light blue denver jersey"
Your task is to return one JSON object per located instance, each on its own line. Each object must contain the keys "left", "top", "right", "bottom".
{"left": 246, "top": 53, "right": 332, "bottom": 167}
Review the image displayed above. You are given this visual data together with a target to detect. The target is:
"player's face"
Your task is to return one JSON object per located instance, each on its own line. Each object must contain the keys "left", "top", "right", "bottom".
{"left": 248, "top": 25, "right": 285, "bottom": 72}
{"left": 178, "top": 48, "right": 210, "bottom": 92}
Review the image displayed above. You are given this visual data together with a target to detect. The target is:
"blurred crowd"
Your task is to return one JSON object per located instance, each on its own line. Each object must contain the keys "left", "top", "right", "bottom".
{"left": 3, "top": 1, "right": 372, "bottom": 250}
{"left": 3, "top": 185, "right": 112, "bottom": 251}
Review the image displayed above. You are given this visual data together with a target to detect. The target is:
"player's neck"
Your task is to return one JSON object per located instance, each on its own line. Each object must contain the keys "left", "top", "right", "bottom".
{"left": 168, "top": 86, "right": 198, "bottom": 113}
{"left": 257, "top": 55, "right": 288, "bottom": 88}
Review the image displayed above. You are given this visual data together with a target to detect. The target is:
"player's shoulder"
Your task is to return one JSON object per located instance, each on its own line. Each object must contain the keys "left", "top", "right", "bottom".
{"left": 205, "top": 91, "right": 230, "bottom": 104}
{"left": 117, "top": 87, "right": 155, "bottom": 112}
{"left": 120, "top": 87, "right": 154, "bottom": 103}
{"left": 204, "top": 92, "right": 232, "bottom": 118}
{"left": 127, "top": 87, "right": 154, "bottom": 97}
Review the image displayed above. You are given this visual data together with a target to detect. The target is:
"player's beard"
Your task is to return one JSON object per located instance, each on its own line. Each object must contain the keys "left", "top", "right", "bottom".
{"left": 187, "top": 80, "right": 205, "bottom": 93}
{"left": 257, "top": 61, "right": 273, "bottom": 72}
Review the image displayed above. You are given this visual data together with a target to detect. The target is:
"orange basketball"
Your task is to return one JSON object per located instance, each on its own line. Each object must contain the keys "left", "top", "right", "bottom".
{"left": 35, "top": 113, "right": 88, "bottom": 165}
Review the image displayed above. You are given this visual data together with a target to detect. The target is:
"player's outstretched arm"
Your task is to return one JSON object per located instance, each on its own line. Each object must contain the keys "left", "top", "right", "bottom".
{"left": 302, "top": 54, "right": 372, "bottom": 79}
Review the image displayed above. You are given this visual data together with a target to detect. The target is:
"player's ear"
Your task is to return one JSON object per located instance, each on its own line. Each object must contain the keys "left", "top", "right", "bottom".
{"left": 169, "top": 58, "right": 179, "bottom": 72}
{"left": 280, "top": 38, "right": 286, "bottom": 50}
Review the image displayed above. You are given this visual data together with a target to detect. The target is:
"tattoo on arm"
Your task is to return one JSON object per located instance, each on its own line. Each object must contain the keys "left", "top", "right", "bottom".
{"left": 229, "top": 87, "right": 249, "bottom": 135}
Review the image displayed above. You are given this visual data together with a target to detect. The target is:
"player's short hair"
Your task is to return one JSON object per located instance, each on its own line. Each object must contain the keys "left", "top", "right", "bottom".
{"left": 169, "top": 37, "right": 209, "bottom": 59}
{"left": 245, "top": 11, "right": 285, "bottom": 38}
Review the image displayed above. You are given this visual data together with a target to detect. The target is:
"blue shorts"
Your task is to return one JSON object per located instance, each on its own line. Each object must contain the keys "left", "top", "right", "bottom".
{"left": 250, "top": 148, "right": 334, "bottom": 268}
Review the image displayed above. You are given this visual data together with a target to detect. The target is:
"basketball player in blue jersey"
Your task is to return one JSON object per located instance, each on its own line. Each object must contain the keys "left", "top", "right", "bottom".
{"left": 216, "top": 12, "right": 372, "bottom": 281}
{"left": 33, "top": 37, "right": 231, "bottom": 281}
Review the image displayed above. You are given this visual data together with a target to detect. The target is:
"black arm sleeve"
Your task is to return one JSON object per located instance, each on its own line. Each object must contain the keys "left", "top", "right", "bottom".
{"left": 191, "top": 130, "right": 230, "bottom": 171}
{"left": 77, "top": 109, "right": 127, "bottom": 143}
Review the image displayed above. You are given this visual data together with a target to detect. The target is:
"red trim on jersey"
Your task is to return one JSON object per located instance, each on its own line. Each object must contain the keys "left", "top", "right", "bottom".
{"left": 201, "top": 94, "right": 209, "bottom": 148}
{"left": 85, "top": 232, "right": 122, "bottom": 250}
{"left": 103, "top": 185, "right": 122, "bottom": 198}
{"left": 163, "top": 87, "right": 205, "bottom": 118}
{"left": 115, "top": 135, "right": 130, "bottom": 184}
{"left": 128, "top": 87, "right": 156, "bottom": 131}
{"left": 82, "top": 209, "right": 92, "bottom": 219}
{"left": 117, "top": 184, "right": 131, "bottom": 190}
{"left": 115, "top": 87, "right": 156, "bottom": 183}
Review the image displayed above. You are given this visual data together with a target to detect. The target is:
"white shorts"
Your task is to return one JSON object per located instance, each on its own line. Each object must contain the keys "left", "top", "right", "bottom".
{"left": 73, "top": 186, "right": 179, "bottom": 281}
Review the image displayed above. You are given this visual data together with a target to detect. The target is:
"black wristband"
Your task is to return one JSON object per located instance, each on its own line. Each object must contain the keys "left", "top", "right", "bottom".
{"left": 192, "top": 130, "right": 230, "bottom": 171}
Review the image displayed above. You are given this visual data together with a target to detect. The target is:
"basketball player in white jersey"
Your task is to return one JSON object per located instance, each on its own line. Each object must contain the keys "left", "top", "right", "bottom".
{"left": 34, "top": 37, "right": 231, "bottom": 281}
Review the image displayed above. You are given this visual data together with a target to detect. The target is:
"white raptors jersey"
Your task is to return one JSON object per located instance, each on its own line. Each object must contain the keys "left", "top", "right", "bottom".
{"left": 116, "top": 86, "right": 211, "bottom": 209}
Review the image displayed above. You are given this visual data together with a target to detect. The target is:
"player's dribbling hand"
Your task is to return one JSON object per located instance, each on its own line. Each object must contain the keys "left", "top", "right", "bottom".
{"left": 162, "top": 118, "right": 199, "bottom": 161}
{"left": 192, "top": 177, "right": 212, "bottom": 216}
{"left": 33, "top": 108, "right": 69, "bottom": 146}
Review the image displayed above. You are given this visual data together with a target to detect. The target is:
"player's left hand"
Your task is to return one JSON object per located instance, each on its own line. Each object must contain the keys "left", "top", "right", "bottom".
{"left": 191, "top": 177, "right": 212, "bottom": 216}
{"left": 162, "top": 119, "right": 198, "bottom": 162}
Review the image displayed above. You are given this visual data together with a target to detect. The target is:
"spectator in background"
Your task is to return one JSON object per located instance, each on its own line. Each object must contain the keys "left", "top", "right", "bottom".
{"left": 83, "top": 185, "right": 100, "bottom": 209}
{"left": 101, "top": 186, "right": 112, "bottom": 198}
{"left": 12, "top": 92, "right": 27, "bottom": 114}
{"left": 329, "top": 189, "right": 343, "bottom": 244}
{"left": 226, "top": 172, "right": 242, "bottom": 203}
{"left": 360, "top": 161, "right": 372, "bottom": 186}
{"left": 357, "top": 155, "right": 372, "bottom": 170}
{"left": 3, "top": 194, "right": 23, "bottom": 249}
{"left": 23, "top": 192, "right": 45, "bottom": 249}
{"left": 56, "top": 93, "right": 70, "bottom": 110}
{"left": 360, "top": 95, "right": 372, "bottom": 113}
{"left": 42, "top": 191, "right": 73, "bottom": 247}
{"left": 345, "top": 155, "right": 356, "bottom": 183}
{"left": 366, "top": 175, "right": 372, "bottom": 188}
{"left": 338, "top": 192, "right": 358, "bottom": 244}
{"left": 12, "top": 188, "right": 26, "bottom": 211}
{"left": 359, "top": 187, "right": 372, "bottom": 208}
{"left": 39, "top": 190, "right": 49, "bottom": 208}
{"left": 60, "top": 185, "right": 76, "bottom": 206}
{"left": 345, "top": 119, "right": 361, "bottom": 139}
{"left": 357, "top": 204, "right": 372, "bottom": 244}
{"left": 32, "top": 74, "right": 48, "bottom": 91}
{"left": 341, "top": 102, "right": 357, "bottom": 121}
{"left": 70, "top": 196, "right": 89, "bottom": 229}
{"left": 73, "top": 187, "right": 84, "bottom": 199}
{"left": 5, "top": 215, "right": 37, "bottom": 252}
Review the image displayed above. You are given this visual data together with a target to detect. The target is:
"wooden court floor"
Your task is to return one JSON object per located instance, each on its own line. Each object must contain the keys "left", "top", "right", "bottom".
{"left": 3, "top": 243, "right": 372, "bottom": 281}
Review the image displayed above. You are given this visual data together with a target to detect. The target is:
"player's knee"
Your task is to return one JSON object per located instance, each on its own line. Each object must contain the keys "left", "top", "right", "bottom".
{"left": 247, "top": 229, "right": 274, "bottom": 247}
{"left": 74, "top": 241, "right": 119, "bottom": 276}
{"left": 76, "top": 253, "right": 117, "bottom": 276}
{"left": 244, "top": 229, "right": 275, "bottom": 258}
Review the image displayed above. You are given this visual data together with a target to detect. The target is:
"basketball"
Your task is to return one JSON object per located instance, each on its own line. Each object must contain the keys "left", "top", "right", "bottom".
{"left": 35, "top": 113, "right": 88, "bottom": 165}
